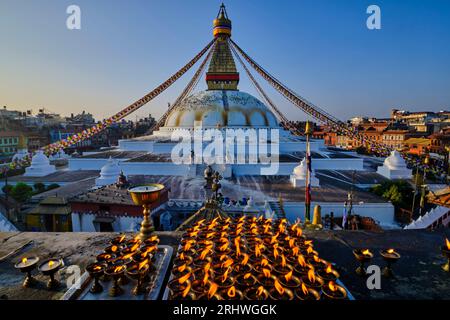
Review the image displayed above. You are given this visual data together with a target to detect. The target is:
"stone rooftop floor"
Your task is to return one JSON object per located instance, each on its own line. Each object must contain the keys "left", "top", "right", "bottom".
{"left": 7, "top": 170, "right": 99, "bottom": 184}
{"left": 127, "top": 175, "right": 386, "bottom": 203}
{"left": 0, "top": 229, "right": 449, "bottom": 300}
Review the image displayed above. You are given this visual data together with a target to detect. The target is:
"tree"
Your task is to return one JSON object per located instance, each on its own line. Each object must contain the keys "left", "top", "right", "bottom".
{"left": 2, "top": 184, "right": 13, "bottom": 194}
{"left": 370, "top": 180, "right": 413, "bottom": 209}
{"left": 10, "top": 183, "right": 33, "bottom": 203}
{"left": 33, "top": 182, "right": 46, "bottom": 193}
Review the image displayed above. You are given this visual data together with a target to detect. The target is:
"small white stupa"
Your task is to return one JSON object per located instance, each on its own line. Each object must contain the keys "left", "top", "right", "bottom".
{"left": 290, "top": 157, "right": 320, "bottom": 188}
{"left": 12, "top": 149, "right": 29, "bottom": 162}
{"left": 24, "top": 150, "right": 56, "bottom": 177}
{"left": 377, "top": 150, "right": 412, "bottom": 180}
{"left": 95, "top": 157, "right": 122, "bottom": 186}
{"left": 50, "top": 149, "right": 70, "bottom": 160}
{"left": 243, "top": 197, "right": 259, "bottom": 215}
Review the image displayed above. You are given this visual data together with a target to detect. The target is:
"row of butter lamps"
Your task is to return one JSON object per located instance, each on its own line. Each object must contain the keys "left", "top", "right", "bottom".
{"left": 14, "top": 256, "right": 64, "bottom": 290}
{"left": 354, "top": 238, "right": 450, "bottom": 277}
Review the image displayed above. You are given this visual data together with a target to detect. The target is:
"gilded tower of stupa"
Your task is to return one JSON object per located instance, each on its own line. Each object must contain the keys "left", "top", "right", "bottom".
{"left": 206, "top": 4, "right": 239, "bottom": 91}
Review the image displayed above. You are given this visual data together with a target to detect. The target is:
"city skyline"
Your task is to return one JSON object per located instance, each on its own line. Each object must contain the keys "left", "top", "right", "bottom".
{"left": 1, "top": 0, "right": 450, "bottom": 122}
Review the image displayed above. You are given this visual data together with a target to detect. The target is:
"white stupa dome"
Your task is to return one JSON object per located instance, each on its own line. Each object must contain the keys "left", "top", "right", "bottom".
{"left": 164, "top": 90, "right": 279, "bottom": 128}
{"left": 24, "top": 150, "right": 56, "bottom": 177}
{"left": 293, "top": 158, "right": 308, "bottom": 179}
{"left": 383, "top": 150, "right": 408, "bottom": 169}
{"left": 377, "top": 150, "right": 412, "bottom": 179}
{"left": 290, "top": 157, "right": 320, "bottom": 187}
{"left": 96, "top": 157, "right": 122, "bottom": 186}
{"left": 12, "top": 149, "right": 29, "bottom": 162}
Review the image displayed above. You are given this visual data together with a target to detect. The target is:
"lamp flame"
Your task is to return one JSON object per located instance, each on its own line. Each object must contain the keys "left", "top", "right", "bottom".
{"left": 301, "top": 283, "right": 309, "bottom": 295}
{"left": 182, "top": 282, "right": 191, "bottom": 298}
{"left": 204, "top": 262, "right": 211, "bottom": 273}
{"left": 138, "top": 260, "right": 147, "bottom": 271}
{"left": 199, "top": 247, "right": 211, "bottom": 260}
{"left": 446, "top": 238, "right": 450, "bottom": 250}
{"left": 328, "top": 281, "right": 338, "bottom": 292}
{"left": 227, "top": 286, "right": 236, "bottom": 298}
{"left": 387, "top": 249, "right": 395, "bottom": 254}
{"left": 244, "top": 273, "right": 251, "bottom": 280}
{"left": 202, "top": 272, "right": 209, "bottom": 286}
{"left": 178, "top": 272, "right": 190, "bottom": 284}
{"left": 241, "top": 254, "right": 249, "bottom": 266}
{"left": 234, "top": 237, "right": 241, "bottom": 257}
{"left": 49, "top": 260, "right": 55, "bottom": 268}
{"left": 281, "top": 254, "right": 287, "bottom": 267}
{"left": 362, "top": 249, "right": 371, "bottom": 256}
{"left": 307, "top": 268, "right": 316, "bottom": 283}
{"left": 257, "top": 286, "right": 265, "bottom": 296}
{"left": 219, "top": 242, "right": 229, "bottom": 252}
{"left": 208, "top": 282, "right": 218, "bottom": 299}
{"left": 289, "top": 238, "right": 295, "bottom": 248}
{"left": 326, "top": 264, "right": 333, "bottom": 274}
{"left": 297, "top": 255, "right": 307, "bottom": 267}
{"left": 262, "top": 268, "right": 271, "bottom": 278}
{"left": 255, "top": 244, "right": 262, "bottom": 257}
{"left": 274, "top": 279, "right": 285, "bottom": 295}
{"left": 273, "top": 247, "right": 279, "bottom": 260}
{"left": 221, "top": 258, "right": 233, "bottom": 269}
{"left": 284, "top": 270, "right": 293, "bottom": 282}
{"left": 119, "top": 235, "right": 126, "bottom": 243}
{"left": 221, "top": 268, "right": 231, "bottom": 283}
{"left": 261, "top": 258, "right": 269, "bottom": 267}
{"left": 178, "top": 264, "right": 187, "bottom": 273}
{"left": 113, "top": 265, "right": 124, "bottom": 273}
{"left": 22, "top": 258, "right": 28, "bottom": 264}
{"left": 271, "top": 233, "right": 279, "bottom": 244}
{"left": 183, "top": 242, "right": 192, "bottom": 252}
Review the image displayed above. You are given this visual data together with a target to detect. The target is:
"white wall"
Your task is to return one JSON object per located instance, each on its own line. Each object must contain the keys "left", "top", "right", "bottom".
{"left": 69, "top": 158, "right": 131, "bottom": 171}
{"left": 71, "top": 212, "right": 141, "bottom": 232}
{"left": 232, "top": 158, "right": 364, "bottom": 176}
{"left": 281, "top": 201, "right": 397, "bottom": 228}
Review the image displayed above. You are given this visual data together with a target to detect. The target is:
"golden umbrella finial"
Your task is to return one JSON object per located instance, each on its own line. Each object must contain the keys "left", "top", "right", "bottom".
{"left": 305, "top": 121, "right": 313, "bottom": 135}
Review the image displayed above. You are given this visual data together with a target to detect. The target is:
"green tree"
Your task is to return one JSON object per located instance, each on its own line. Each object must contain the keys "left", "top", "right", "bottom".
{"left": 2, "top": 184, "right": 13, "bottom": 194}
{"left": 370, "top": 180, "right": 413, "bottom": 209}
{"left": 33, "top": 182, "right": 46, "bottom": 193}
{"left": 10, "top": 183, "right": 33, "bottom": 203}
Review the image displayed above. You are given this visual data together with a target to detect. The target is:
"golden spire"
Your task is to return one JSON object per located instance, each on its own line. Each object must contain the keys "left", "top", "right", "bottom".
{"left": 305, "top": 121, "right": 313, "bottom": 135}
{"left": 213, "top": 3, "right": 232, "bottom": 38}
{"left": 206, "top": 4, "right": 239, "bottom": 90}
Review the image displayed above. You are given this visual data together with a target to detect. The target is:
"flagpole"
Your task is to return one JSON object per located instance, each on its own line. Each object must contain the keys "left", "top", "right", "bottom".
{"left": 305, "top": 121, "right": 312, "bottom": 223}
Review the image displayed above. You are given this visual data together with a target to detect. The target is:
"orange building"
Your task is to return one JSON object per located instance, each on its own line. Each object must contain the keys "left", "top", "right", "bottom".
{"left": 403, "top": 138, "right": 431, "bottom": 155}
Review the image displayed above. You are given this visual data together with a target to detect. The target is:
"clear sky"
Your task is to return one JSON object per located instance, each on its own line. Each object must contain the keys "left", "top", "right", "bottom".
{"left": 1, "top": 0, "right": 449, "bottom": 122}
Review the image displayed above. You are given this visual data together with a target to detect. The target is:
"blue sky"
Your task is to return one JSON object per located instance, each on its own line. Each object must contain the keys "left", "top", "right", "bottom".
{"left": 0, "top": 0, "right": 449, "bottom": 122}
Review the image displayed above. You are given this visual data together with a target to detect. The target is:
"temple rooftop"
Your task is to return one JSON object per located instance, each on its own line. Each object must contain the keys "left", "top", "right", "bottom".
{"left": 6, "top": 170, "right": 99, "bottom": 184}
{"left": 0, "top": 229, "right": 448, "bottom": 300}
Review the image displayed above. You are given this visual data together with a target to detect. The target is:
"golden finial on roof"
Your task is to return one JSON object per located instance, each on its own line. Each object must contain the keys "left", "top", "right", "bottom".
{"left": 213, "top": 3, "right": 232, "bottom": 38}
{"left": 305, "top": 121, "right": 313, "bottom": 135}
